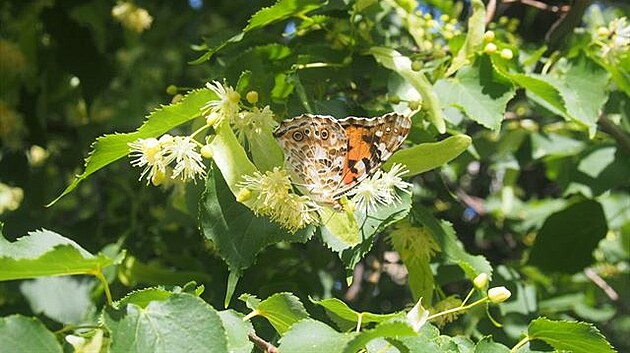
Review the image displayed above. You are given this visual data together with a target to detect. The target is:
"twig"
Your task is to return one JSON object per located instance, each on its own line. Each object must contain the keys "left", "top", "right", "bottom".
{"left": 584, "top": 267, "right": 619, "bottom": 301}
{"left": 502, "top": 0, "right": 570, "bottom": 13}
{"left": 248, "top": 332, "right": 279, "bottom": 353}
{"left": 345, "top": 262, "right": 365, "bottom": 301}
{"left": 485, "top": 0, "right": 497, "bottom": 25}
{"left": 598, "top": 115, "right": 630, "bottom": 155}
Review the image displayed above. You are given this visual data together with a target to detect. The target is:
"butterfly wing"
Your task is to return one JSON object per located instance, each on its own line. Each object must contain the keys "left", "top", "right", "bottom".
{"left": 333, "top": 113, "right": 412, "bottom": 199}
{"left": 274, "top": 114, "right": 348, "bottom": 204}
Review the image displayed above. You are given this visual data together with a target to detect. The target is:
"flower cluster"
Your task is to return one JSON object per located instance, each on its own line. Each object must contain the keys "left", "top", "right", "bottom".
{"left": 238, "top": 168, "right": 320, "bottom": 233}
{"left": 346, "top": 163, "right": 412, "bottom": 213}
{"left": 112, "top": 2, "right": 153, "bottom": 33}
{"left": 594, "top": 17, "right": 630, "bottom": 60}
{"left": 393, "top": 7, "right": 462, "bottom": 56}
{"left": 202, "top": 81, "right": 278, "bottom": 142}
{"left": 128, "top": 134, "right": 206, "bottom": 186}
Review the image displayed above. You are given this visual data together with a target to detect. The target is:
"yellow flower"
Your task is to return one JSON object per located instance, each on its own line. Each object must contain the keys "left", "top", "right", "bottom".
{"left": 203, "top": 81, "right": 241, "bottom": 121}
{"left": 239, "top": 168, "right": 319, "bottom": 233}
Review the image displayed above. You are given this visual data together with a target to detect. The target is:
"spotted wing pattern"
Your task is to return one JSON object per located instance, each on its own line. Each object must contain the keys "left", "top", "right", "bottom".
{"left": 273, "top": 113, "right": 411, "bottom": 205}
{"left": 274, "top": 114, "right": 348, "bottom": 204}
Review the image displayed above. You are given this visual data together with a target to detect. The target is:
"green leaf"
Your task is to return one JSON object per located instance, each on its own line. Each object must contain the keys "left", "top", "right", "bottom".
{"left": 0, "top": 315, "right": 62, "bottom": 353}
{"left": 547, "top": 54, "right": 610, "bottom": 136}
{"left": 278, "top": 319, "right": 351, "bottom": 353}
{"left": 343, "top": 321, "right": 417, "bottom": 353}
{"left": 527, "top": 317, "right": 615, "bottom": 353}
{"left": 218, "top": 310, "right": 254, "bottom": 353}
{"left": 413, "top": 206, "right": 492, "bottom": 280}
{"left": 192, "top": 0, "right": 325, "bottom": 63}
{"left": 370, "top": 47, "right": 446, "bottom": 133}
{"left": 383, "top": 135, "right": 472, "bottom": 176}
{"left": 473, "top": 337, "right": 510, "bottom": 353}
{"left": 436, "top": 55, "right": 516, "bottom": 130}
{"left": 0, "top": 229, "right": 113, "bottom": 281}
{"left": 491, "top": 56, "right": 568, "bottom": 118}
{"left": 20, "top": 276, "right": 95, "bottom": 325}
{"left": 311, "top": 297, "right": 402, "bottom": 331}
{"left": 530, "top": 132, "right": 585, "bottom": 159}
{"left": 116, "top": 287, "right": 173, "bottom": 309}
{"left": 245, "top": 0, "right": 325, "bottom": 32}
{"left": 199, "top": 168, "right": 313, "bottom": 272}
{"left": 341, "top": 192, "right": 412, "bottom": 269}
{"left": 103, "top": 292, "right": 228, "bottom": 353}
{"left": 319, "top": 206, "right": 360, "bottom": 252}
{"left": 445, "top": 0, "right": 485, "bottom": 76}
{"left": 49, "top": 89, "right": 215, "bottom": 205}
{"left": 528, "top": 199, "right": 608, "bottom": 273}
{"left": 245, "top": 292, "right": 310, "bottom": 334}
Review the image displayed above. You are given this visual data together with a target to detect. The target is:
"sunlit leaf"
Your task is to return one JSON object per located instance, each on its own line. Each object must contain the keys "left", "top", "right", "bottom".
{"left": 0, "top": 229, "right": 113, "bottom": 281}
{"left": 311, "top": 297, "right": 402, "bottom": 331}
{"left": 527, "top": 317, "right": 615, "bottom": 353}
{"left": 103, "top": 292, "right": 228, "bottom": 353}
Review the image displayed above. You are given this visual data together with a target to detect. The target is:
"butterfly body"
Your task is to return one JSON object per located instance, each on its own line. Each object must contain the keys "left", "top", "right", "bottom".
{"left": 273, "top": 113, "right": 411, "bottom": 205}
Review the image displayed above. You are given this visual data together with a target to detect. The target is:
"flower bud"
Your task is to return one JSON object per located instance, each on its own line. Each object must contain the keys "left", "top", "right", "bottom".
{"left": 483, "top": 30, "right": 495, "bottom": 42}
{"left": 200, "top": 144, "right": 213, "bottom": 159}
{"left": 151, "top": 169, "right": 167, "bottom": 186}
{"left": 237, "top": 188, "right": 252, "bottom": 203}
{"left": 408, "top": 100, "right": 421, "bottom": 110}
{"left": 166, "top": 85, "right": 178, "bottom": 95}
{"left": 389, "top": 95, "right": 401, "bottom": 104}
{"left": 597, "top": 26, "right": 610, "bottom": 38}
{"left": 171, "top": 94, "right": 183, "bottom": 104}
{"left": 411, "top": 60, "right": 423, "bottom": 72}
{"left": 488, "top": 286, "right": 511, "bottom": 303}
{"left": 484, "top": 43, "right": 497, "bottom": 54}
{"left": 473, "top": 273, "right": 489, "bottom": 289}
{"left": 500, "top": 48, "right": 513, "bottom": 60}
{"left": 246, "top": 90, "right": 259, "bottom": 104}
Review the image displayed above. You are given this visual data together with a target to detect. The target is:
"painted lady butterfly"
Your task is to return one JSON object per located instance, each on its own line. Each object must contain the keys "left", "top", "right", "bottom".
{"left": 274, "top": 113, "right": 412, "bottom": 205}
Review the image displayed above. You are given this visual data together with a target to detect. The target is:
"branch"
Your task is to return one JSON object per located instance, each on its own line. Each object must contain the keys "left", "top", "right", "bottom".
{"left": 584, "top": 267, "right": 619, "bottom": 301}
{"left": 598, "top": 115, "right": 630, "bottom": 155}
{"left": 248, "top": 332, "right": 279, "bottom": 353}
{"left": 545, "top": 0, "right": 589, "bottom": 49}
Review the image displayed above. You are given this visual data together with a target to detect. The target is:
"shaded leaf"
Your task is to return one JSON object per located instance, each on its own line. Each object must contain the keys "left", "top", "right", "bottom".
{"left": 199, "top": 169, "right": 313, "bottom": 273}
{"left": 474, "top": 337, "right": 510, "bottom": 353}
{"left": 341, "top": 192, "right": 412, "bottom": 269}
{"left": 20, "top": 276, "right": 95, "bottom": 325}
{"left": 0, "top": 315, "right": 62, "bottom": 353}
{"left": 413, "top": 206, "right": 492, "bottom": 280}
{"left": 529, "top": 199, "right": 608, "bottom": 273}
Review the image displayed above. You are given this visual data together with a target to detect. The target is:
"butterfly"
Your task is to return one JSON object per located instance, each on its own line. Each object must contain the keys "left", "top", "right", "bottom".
{"left": 273, "top": 113, "right": 412, "bottom": 206}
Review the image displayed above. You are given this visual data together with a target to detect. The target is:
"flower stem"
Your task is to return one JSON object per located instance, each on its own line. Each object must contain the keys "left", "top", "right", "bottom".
{"left": 427, "top": 297, "right": 489, "bottom": 321}
{"left": 510, "top": 335, "right": 530, "bottom": 352}
{"left": 93, "top": 268, "right": 113, "bottom": 306}
{"left": 461, "top": 287, "right": 476, "bottom": 306}
{"left": 356, "top": 313, "right": 363, "bottom": 332}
